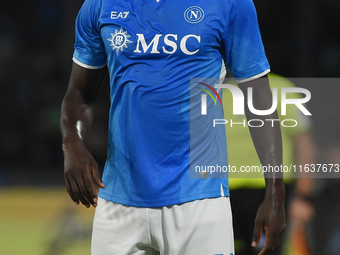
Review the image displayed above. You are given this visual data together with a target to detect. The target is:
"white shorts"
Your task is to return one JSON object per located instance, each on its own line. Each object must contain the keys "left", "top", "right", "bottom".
{"left": 92, "top": 197, "right": 234, "bottom": 255}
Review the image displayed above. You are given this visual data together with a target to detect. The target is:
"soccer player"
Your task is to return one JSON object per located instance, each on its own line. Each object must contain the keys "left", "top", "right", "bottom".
{"left": 60, "top": 0, "right": 285, "bottom": 254}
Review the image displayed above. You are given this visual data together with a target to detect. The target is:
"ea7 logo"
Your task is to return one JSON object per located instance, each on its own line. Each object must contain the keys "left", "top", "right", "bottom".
{"left": 111, "top": 11, "right": 129, "bottom": 19}
{"left": 133, "top": 34, "right": 201, "bottom": 55}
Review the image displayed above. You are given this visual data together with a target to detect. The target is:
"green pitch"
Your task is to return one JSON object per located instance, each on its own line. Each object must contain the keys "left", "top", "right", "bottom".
{"left": 0, "top": 187, "right": 94, "bottom": 255}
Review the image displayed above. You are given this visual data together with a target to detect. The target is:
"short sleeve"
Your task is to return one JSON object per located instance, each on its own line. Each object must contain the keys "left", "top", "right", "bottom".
{"left": 73, "top": 0, "right": 106, "bottom": 69}
{"left": 224, "top": 0, "right": 270, "bottom": 83}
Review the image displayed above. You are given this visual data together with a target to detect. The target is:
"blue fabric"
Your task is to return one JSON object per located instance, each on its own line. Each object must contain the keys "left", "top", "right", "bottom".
{"left": 73, "top": 0, "right": 270, "bottom": 207}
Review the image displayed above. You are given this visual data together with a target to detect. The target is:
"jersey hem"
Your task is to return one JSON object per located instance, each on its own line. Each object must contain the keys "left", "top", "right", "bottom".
{"left": 98, "top": 190, "right": 230, "bottom": 208}
{"left": 235, "top": 69, "right": 271, "bottom": 84}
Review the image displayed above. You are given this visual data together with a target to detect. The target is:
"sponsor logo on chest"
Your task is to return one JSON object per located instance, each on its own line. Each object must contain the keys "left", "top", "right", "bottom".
{"left": 108, "top": 6, "right": 205, "bottom": 55}
{"left": 108, "top": 28, "right": 201, "bottom": 56}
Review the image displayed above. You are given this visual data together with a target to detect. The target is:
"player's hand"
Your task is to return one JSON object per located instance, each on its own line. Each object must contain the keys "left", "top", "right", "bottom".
{"left": 63, "top": 142, "right": 105, "bottom": 208}
{"left": 252, "top": 192, "right": 286, "bottom": 255}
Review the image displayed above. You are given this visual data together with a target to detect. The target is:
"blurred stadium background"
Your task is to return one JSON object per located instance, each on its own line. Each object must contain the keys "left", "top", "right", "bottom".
{"left": 1, "top": 0, "right": 340, "bottom": 254}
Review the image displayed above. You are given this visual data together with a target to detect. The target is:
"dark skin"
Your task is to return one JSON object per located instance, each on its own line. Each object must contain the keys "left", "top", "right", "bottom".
{"left": 61, "top": 63, "right": 107, "bottom": 208}
{"left": 239, "top": 77, "right": 286, "bottom": 255}
{"left": 61, "top": 64, "right": 285, "bottom": 254}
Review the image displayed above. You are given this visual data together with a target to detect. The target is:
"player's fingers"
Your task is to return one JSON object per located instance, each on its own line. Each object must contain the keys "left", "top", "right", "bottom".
{"left": 272, "top": 228, "right": 284, "bottom": 251}
{"left": 258, "top": 233, "right": 272, "bottom": 255}
{"left": 258, "top": 247, "right": 269, "bottom": 255}
{"left": 71, "top": 173, "right": 91, "bottom": 208}
{"left": 91, "top": 162, "right": 105, "bottom": 189}
{"left": 82, "top": 171, "right": 98, "bottom": 207}
{"left": 258, "top": 244, "right": 278, "bottom": 255}
{"left": 257, "top": 228, "right": 280, "bottom": 255}
{"left": 69, "top": 177, "right": 84, "bottom": 205}
{"left": 65, "top": 177, "right": 79, "bottom": 204}
{"left": 252, "top": 218, "right": 263, "bottom": 247}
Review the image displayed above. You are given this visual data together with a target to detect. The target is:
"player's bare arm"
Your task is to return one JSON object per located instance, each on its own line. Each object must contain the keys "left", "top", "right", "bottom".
{"left": 61, "top": 63, "right": 107, "bottom": 208}
{"left": 238, "top": 75, "right": 286, "bottom": 255}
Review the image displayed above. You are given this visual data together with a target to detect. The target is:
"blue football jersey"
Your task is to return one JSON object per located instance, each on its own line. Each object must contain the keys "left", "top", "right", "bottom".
{"left": 73, "top": 0, "right": 270, "bottom": 207}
